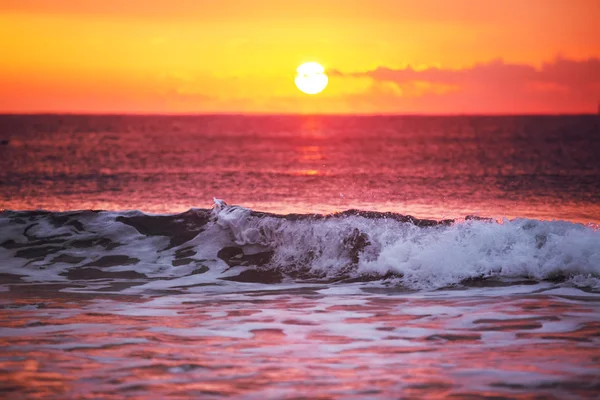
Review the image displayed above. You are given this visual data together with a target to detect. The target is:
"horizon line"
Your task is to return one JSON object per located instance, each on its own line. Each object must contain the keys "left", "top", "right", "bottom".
{"left": 0, "top": 111, "right": 597, "bottom": 117}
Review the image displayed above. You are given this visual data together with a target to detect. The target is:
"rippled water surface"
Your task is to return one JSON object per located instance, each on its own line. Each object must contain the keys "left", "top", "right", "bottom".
{"left": 1, "top": 114, "right": 599, "bottom": 221}
{"left": 2, "top": 285, "right": 600, "bottom": 399}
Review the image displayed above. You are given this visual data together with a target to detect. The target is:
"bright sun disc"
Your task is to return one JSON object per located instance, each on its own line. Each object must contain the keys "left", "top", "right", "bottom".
{"left": 295, "top": 62, "right": 328, "bottom": 95}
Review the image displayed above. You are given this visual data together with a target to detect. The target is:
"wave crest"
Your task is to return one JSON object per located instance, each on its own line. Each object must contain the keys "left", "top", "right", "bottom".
{"left": 1, "top": 199, "right": 599, "bottom": 290}
{"left": 212, "top": 200, "right": 600, "bottom": 289}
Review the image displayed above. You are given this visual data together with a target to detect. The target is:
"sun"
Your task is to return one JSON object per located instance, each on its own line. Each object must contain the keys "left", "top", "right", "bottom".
{"left": 295, "top": 62, "right": 328, "bottom": 95}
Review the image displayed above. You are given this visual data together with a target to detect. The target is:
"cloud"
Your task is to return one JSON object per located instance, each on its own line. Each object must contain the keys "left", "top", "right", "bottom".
{"left": 330, "top": 57, "right": 600, "bottom": 113}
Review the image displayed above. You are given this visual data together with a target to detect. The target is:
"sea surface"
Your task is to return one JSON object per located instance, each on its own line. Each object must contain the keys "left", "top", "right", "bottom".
{"left": 0, "top": 115, "right": 599, "bottom": 398}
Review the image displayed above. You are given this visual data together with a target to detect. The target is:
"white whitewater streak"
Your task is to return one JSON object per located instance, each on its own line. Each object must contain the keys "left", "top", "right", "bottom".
{"left": 1, "top": 201, "right": 599, "bottom": 291}
{"left": 212, "top": 200, "right": 600, "bottom": 290}
{"left": 359, "top": 218, "right": 600, "bottom": 289}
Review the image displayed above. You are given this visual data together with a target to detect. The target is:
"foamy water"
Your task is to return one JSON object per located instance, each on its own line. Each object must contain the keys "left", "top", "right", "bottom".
{"left": 1, "top": 200, "right": 599, "bottom": 292}
{"left": 1, "top": 201, "right": 600, "bottom": 398}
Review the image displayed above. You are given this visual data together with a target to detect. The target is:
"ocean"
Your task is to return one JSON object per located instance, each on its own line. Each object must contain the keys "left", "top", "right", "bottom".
{"left": 0, "top": 114, "right": 599, "bottom": 398}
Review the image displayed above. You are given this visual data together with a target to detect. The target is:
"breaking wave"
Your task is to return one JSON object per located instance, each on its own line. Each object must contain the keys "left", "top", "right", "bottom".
{"left": 1, "top": 199, "right": 599, "bottom": 291}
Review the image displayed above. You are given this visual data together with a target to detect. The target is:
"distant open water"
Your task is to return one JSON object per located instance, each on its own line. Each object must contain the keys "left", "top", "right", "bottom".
{"left": 1, "top": 114, "right": 599, "bottom": 220}
{"left": 0, "top": 115, "right": 599, "bottom": 398}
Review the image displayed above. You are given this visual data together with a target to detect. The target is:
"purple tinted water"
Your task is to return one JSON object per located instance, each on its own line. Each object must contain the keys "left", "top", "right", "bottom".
{"left": 1, "top": 115, "right": 599, "bottom": 221}
{"left": 1, "top": 114, "right": 599, "bottom": 399}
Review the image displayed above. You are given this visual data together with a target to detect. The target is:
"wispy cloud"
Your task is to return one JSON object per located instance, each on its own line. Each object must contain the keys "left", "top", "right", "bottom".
{"left": 329, "top": 57, "right": 600, "bottom": 113}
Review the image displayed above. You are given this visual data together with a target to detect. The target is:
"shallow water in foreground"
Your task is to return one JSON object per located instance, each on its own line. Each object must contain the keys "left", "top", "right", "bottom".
{"left": 1, "top": 283, "right": 599, "bottom": 399}
{"left": 1, "top": 203, "right": 600, "bottom": 398}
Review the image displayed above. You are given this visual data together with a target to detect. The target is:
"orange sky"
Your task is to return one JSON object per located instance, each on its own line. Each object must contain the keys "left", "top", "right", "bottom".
{"left": 1, "top": 0, "right": 599, "bottom": 114}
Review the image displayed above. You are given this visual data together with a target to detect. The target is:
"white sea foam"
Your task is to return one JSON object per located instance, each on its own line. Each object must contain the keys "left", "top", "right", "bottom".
{"left": 0, "top": 200, "right": 599, "bottom": 292}
{"left": 212, "top": 201, "right": 600, "bottom": 290}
